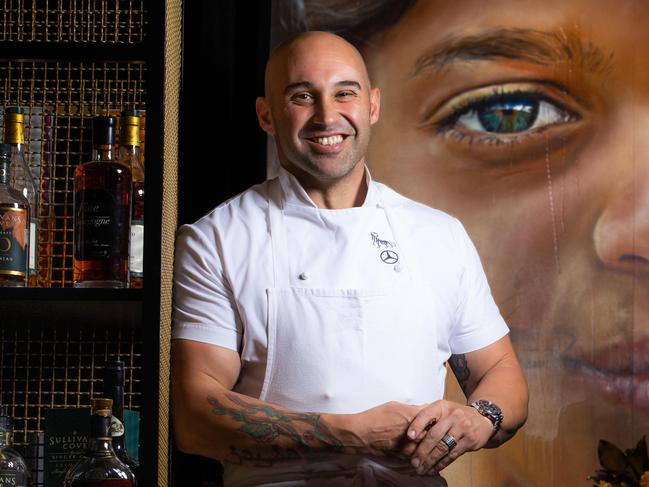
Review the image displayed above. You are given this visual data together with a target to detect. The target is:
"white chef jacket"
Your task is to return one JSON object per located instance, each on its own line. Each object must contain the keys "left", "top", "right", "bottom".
{"left": 172, "top": 165, "right": 509, "bottom": 486}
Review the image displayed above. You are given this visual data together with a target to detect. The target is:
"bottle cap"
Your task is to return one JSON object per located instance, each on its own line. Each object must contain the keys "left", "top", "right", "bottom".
{"left": 91, "top": 398, "right": 113, "bottom": 417}
{"left": 92, "top": 116, "right": 117, "bottom": 146}
{"left": 120, "top": 110, "right": 141, "bottom": 146}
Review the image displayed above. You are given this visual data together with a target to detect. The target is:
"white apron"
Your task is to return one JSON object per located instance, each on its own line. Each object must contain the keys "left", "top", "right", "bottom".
{"left": 225, "top": 178, "right": 447, "bottom": 487}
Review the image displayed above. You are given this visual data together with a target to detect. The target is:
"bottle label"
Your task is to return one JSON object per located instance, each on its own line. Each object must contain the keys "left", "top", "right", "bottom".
{"left": 129, "top": 221, "right": 144, "bottom": 275}
{"left": 0, "top": 471, "right": 26, "bottom": 486}
{"left": 75, "top": 189, "right": 129, "bottom": 260}
{"left": 29, "top": 217, "right": 37, "bottom": 275}
{"left": 109, "top": 415, "right": 125, "bottom": 437}
{"left": 0, "top": 207, "right": 28, "bottom": 277}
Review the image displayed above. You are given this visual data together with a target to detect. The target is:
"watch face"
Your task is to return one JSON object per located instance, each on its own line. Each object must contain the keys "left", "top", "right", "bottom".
{"left": 473, "top": 400, "right": 503, "bottom": 429}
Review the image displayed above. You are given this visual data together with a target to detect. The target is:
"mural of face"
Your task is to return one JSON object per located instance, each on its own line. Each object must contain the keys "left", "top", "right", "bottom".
{"left": 361, "top": 0, "right": 649, "bottom": 484}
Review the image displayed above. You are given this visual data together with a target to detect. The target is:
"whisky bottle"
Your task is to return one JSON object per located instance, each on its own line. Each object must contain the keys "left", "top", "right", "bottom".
{"left": 3, "top": 107, "right": 37, "bottom": 286}
{"left": 0, "top": 405, "right": 32, "bottom": 487}
{"left": 74, "top": 116, "right": 132, "bottom": 288}
{"left": 0, "top": 144, "right": 29, "bottom": 287}
{"left": 102, "top": 361, "right": 139, "bottom": 478}
{"left": 119, "top": 110, "right": 144, "bottom": 289}
{"left": 63, "top": 399, "right": 136, "bottom": 487}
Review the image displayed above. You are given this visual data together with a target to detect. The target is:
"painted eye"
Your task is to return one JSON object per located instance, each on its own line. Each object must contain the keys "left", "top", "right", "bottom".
{"left": 454, "top": 94, "right": 573, "bottom": 134}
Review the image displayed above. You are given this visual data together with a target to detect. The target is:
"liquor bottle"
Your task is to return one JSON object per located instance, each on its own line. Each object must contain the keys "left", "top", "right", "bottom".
{"left": 102, "top": 361, "right": 139, "bottom": 478}
{"left": 74, "top": 116, "right": 132, "bottom": 288}
{"left": 0, "top": 144, "right": 29, "bottom": 287}
{"left": 63, "top": 398, "right": 136, "bottom": 487}
{"left": 3, "top": 107, "right": 37, "bottom": 286}
{"left": 119, "top": 110, "right": 144, "bottom": 289}
{"left": 0, "top": 405, "right": 32, "bottom": 487}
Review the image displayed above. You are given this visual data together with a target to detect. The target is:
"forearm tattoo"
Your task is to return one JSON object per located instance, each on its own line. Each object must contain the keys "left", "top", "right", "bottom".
{"left": 448, "top": 354, "right": 471, "bottom": 395}
{"left": 207, "top": 393, "right": 343, "bottom": 466}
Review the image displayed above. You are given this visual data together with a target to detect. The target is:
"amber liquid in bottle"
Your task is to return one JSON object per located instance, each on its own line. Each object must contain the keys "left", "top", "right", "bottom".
{"left": 74, "top": 116, "right": 132, "bottom": 288}
{"left": 120, "top": 110, "right": 144, "bottom": 289}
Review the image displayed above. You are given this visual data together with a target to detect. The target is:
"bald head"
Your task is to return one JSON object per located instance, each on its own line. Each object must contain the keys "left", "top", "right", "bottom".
{"left": 264, "top": 31, "right": 372, "bottom": 100}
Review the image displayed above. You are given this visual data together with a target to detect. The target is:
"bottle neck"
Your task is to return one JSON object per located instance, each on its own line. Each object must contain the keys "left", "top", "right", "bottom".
{"left": 87, "top": 414, "right": 118, "bottom": 456}
{"left": 92, "top": 144, "right": 115, "bottom": 162}
{"left": 4, "top": 120, "right": 25, "bottom": 146}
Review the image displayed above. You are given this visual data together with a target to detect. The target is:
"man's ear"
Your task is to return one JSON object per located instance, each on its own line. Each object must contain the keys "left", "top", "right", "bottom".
{"left": 256, "top": 97, "right": 274, "bottom": 135}
{"left": 369, "top": 87, "right": 381, "bottom": 125}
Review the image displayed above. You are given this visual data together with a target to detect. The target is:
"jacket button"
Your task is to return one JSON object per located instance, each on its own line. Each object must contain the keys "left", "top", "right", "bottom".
{"left": 394, "top": 264, "right": 403, "bottom": 273}
{"left": 298, "top": 272, "right": 309, "bottom": 280}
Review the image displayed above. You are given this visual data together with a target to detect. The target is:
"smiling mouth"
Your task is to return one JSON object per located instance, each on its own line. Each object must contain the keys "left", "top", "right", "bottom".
{"left": 311, "top": 135, "right": 344, "bottom": 146}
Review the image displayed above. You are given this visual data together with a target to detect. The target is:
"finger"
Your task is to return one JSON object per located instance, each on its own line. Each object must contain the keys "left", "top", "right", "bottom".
{"left": 407, "top": 402, "right": 443, "bottom": 441}
{"left": 414, "top": 426, "right": 465, "bottom": 474}
{"left": 425, "top": 438, "right": 466, "bottom": 475}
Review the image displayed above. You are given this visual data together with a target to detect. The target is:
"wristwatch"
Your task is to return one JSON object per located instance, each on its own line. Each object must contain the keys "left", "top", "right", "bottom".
{"left": 470, "top": 399, "right": 503, "bottom": 436}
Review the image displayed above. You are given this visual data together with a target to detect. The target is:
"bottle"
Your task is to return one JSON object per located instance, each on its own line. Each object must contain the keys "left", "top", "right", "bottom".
{"left": 0, "top": 405, "right": 32, "bottom": 487}
{"left": 73, "top": 116, "right": 132, "bottom": 288}
{"left": 3, "top": 107, "right": 37, "bottom": 286}
{"left": 102, "top": 361, "right": 139, "bottom": 478}
{"left": 0, "top": 144, "right": 29, "bottom": 287}
{"left": 63, "top": 398, "right": 136, "bottom": 487}
{"left": 119, "top": 110, "right": 144, "bottom": 289}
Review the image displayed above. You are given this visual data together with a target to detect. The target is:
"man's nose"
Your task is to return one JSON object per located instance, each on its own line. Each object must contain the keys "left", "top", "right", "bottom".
{"left": 594, "top": 159, "right": 649, "bottom": 274}
{"left": 312, "top": 97, "right": 336, "bottom": 127}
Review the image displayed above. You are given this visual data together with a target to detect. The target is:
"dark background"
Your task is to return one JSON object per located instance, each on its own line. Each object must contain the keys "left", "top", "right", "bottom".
{"left": 173, "top": 2, "right": 271, "bottom": 485}
{"left": 179, "top": 1, "right": 270, "bottom": 227}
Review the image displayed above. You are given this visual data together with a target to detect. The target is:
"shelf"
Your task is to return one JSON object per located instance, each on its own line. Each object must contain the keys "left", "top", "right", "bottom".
{"left": 0, "top": 288, "right": 143, "bottom": 327}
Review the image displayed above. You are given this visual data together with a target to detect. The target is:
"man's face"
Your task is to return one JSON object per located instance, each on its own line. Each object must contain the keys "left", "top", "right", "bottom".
{"left": 259, "top": 33, "right": 380, "bottom": 186}
{"left": 363, "top": 0, "right": 649, "bottom": 484}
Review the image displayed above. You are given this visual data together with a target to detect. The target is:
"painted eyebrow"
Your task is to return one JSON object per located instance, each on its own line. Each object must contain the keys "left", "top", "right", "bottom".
{"left": 411, "top": 28, "right": 612, "bottom": 77}
{"left": 284, "top": 80, "right": 362, "bottom": 95}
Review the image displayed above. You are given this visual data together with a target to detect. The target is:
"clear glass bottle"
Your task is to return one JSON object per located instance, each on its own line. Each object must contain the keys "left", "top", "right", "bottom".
{"left": 119, "top": 110, "right": 144, "bottom": 289}
{"left": 0, "top": 144, "right": 30, "bottom": 287}
{"left": 0, "top": 405, "right": 32, "bottom": 487}
{"left": 3, "top": 107, "right": 37, "bottom": 287}
{"left": 102, "top": 361, "right": 139, "bottom": 479}
{"left": 63, "top": 398, "right": 136, "bottom": 487}
{"left": 73, "top": 116, "right": 132, "bottom": 288}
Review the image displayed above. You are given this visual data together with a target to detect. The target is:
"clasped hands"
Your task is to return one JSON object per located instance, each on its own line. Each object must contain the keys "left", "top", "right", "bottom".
{"left": 359, "top": 400, "right": 495, "bottom": 476}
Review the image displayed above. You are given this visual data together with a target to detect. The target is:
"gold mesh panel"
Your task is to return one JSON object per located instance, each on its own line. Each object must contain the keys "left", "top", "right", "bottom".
{"left": 0, "top": 322, "right": 142, "bottom": 443}
{"left": 1, "top": 0, "right": 146, "bottom": 43}
{"left": 158, "top": 0, "right": 182, "bottom": 484}
{"left": 0, "top": 60, "right": 147, "bottom": 287}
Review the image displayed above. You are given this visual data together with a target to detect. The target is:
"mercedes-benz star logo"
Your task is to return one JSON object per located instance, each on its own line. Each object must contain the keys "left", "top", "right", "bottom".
{"left": 380, "top": 250, "right": 399, "bottom": 264}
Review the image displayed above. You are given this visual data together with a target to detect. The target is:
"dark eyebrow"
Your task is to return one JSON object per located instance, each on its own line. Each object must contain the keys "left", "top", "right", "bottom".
{"left": 284, "top": 80, "right": 362, "bottom": 95}
{"left": 411, "top": 28, "right": 612, "bottom": 77}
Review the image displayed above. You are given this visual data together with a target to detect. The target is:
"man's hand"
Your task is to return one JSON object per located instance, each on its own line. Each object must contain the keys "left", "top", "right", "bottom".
{"left": 336, "top": 401, "right": 424, "bottom": 457}
{"left": 401, "top": 399, "right": 494, "bottom": 475}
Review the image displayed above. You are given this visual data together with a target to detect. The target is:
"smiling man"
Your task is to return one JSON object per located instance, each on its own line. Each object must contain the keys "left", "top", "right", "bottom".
{"left": 171, "top": 31, "right": 528, "bottom": 486}
{"left": 280, "top": 1, "right": 649, "bottom": 485}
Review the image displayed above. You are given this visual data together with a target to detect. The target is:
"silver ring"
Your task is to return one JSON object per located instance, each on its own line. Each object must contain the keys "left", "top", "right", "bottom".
{"left": 441, "top": 433, "right": 457, "bottom": 450}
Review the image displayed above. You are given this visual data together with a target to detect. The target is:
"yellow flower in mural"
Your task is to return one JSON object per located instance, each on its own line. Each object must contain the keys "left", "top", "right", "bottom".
{"left": 639, "top": 471, "right": 649, "bottom": 487}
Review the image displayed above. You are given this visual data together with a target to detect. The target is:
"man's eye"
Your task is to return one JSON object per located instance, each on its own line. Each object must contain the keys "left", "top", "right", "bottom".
{"left": 448, "top": 92, "right": 575, "bottom": 134}
{"left": 292, "top": 93, "right": 314, "bottom": 103}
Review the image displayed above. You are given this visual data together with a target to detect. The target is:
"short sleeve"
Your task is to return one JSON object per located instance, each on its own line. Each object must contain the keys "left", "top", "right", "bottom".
{"left": 172, "top": 223, "right": 242, "bottom": 351}
{"left": 449, "top": 219, "right": 509, "bottom": 354}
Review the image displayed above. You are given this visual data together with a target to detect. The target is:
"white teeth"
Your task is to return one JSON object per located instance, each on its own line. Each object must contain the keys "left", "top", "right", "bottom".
{"left": 313, "top": 135, "right": 343, "bottom": 146}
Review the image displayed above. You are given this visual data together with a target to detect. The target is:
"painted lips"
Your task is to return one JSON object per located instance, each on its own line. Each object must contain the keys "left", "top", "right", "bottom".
{"left": 566, "top": 337, "right": 649, "bottom": 411}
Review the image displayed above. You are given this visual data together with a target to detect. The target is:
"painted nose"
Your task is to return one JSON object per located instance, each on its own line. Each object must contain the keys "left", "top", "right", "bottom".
{"left": 594, "top": 164, "right": 649, "bottom": 274}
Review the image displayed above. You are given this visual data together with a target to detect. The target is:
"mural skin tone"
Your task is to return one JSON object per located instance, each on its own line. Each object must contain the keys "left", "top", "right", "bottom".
{"left": 358, "top": 0, "right": 649, "bottom": 485}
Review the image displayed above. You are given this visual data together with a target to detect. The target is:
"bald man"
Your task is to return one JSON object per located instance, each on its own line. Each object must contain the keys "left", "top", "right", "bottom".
{"left": 172, "top": 32, "right": 528, "bottom": 486}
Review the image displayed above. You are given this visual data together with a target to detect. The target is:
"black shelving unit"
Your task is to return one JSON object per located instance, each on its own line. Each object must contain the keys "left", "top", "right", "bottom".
{"left": 0, "top": 2, "right": 182, "bottom": 486}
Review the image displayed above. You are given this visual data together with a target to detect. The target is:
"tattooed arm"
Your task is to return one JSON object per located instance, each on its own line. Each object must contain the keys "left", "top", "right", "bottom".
{"left": 171, "top": 339, "right": 422, "bottom": 466}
